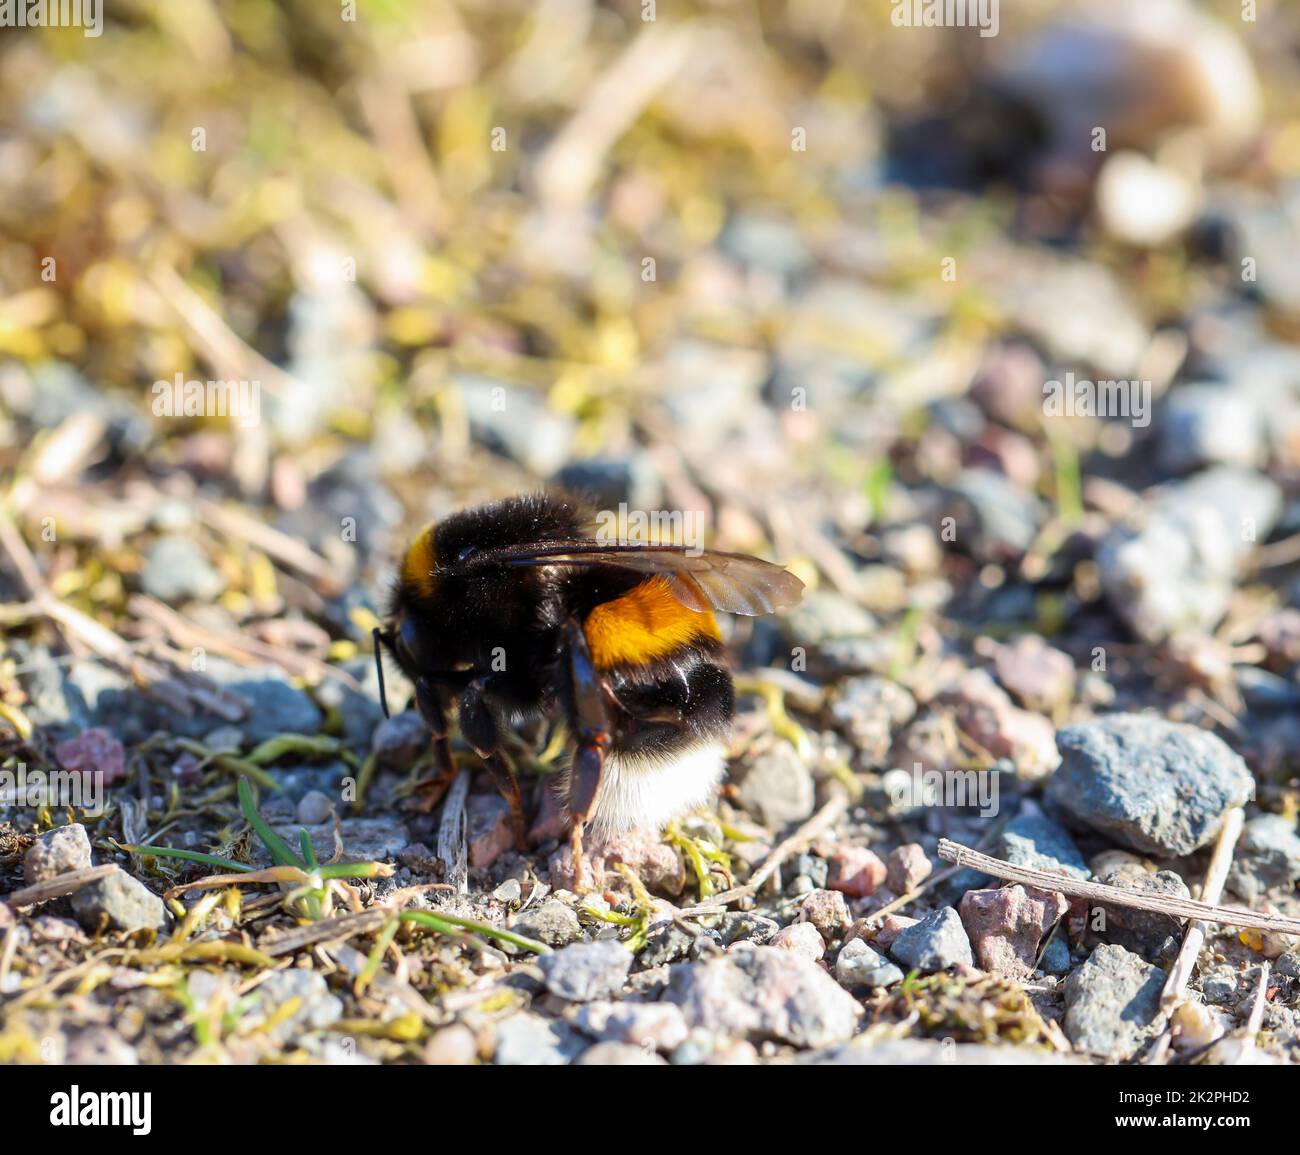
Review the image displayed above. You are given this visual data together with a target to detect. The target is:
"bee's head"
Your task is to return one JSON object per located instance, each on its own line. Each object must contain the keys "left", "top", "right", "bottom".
{"left": 374, "top": 588, "right": 431, "bottom": 717}
{"left": 380, "top": 602, "right": 422, "bottom": 669}
{"left": 375, "top": 520, "right": 444, "bottom": 716}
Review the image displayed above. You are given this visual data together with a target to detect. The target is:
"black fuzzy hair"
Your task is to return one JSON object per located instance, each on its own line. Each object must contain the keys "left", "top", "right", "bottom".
{"left": 430, "top": 492, "right": 590, "bottom": 566}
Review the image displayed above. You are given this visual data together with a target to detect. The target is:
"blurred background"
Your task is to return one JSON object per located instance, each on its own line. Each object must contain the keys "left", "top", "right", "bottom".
{"left": 3, "top": 0, "right": 1300, "bottom": 760}
{"left": 4, "top": 0, "right": 1300, "bottom": 719}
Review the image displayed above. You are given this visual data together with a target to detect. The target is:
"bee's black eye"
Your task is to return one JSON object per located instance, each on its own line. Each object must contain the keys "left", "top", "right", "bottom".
{"left": 399, "top": 615, "right": 421, "bottom": 658}
{"left": 456, "top": 545, "right": 477, "bottom": 563}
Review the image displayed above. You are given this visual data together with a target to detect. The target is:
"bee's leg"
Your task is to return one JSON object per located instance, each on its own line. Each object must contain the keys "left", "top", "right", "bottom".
{"left": 562, "top": 620, "right": 613, "bottom": 894}
{"left": 482, "top": 751, "right": 528, "bottom": 853}
{"left": 412, "top": 677, "right": 460, "bottom": 810}
{"left": 457, "top": 680, "right": 528, "bottom": 852}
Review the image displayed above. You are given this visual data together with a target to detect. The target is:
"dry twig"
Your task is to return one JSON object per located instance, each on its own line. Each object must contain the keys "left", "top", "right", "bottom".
{"left": 436, "top": 769, "right": 471, "bottom": 894}
{"left": 535, "top": 22, "right": 696, "bottom": 207}
{"left": 130, "top": 594, "right": 359, "bottom": 689}
{"left": 1161, "top": 807, "right": 1244, "bottom": 1011}
{"left": 193, "top": 497, "right": 345, "bottom": 594}
{"left": 938, "top": 839, "right": 1300, "bottom": 936}
{"left": 5, "top": 864, "right": 118, "bottom": 908}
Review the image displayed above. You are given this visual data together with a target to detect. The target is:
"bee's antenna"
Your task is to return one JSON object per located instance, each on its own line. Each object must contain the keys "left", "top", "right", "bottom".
{"left": 372, "top": 627, "right": 391, "bottom": 719}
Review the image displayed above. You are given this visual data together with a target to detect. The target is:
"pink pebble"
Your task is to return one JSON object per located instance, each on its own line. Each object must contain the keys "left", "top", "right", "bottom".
{"left": 829, "top": 846, "right": 887, "bottom": 898}
{"left": 54, "top": 728, "right": 126, "bottom": 786}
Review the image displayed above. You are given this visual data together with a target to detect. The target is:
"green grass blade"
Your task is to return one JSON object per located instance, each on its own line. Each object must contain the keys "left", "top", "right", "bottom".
{"left": 237, "top": 776, "right": 304, "bottom": 868}
{"left": 298, "top": 828, "right": 319, "bottom": 871}
{"left": 399, "top": 910, "right": 549, "bottom": 954}
{"left": 118, "top": 843, "right": 256, "bottom": 873}
{"left": 315, "top": 860, "right": 395, "bottom": 880}
{"left": 211, "top": 754, "right": 281, "bottom": 791}
{"left": 1049, "top": 429, "right": 1084, "bottom": 528}
{"left": 357, "top": 918, "right": 401, "bottom": 994}
{"left": 246, "top": 733, "right": 341, "bottom": 765}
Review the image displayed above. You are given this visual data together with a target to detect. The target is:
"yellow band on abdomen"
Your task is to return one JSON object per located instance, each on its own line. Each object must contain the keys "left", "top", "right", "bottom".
{"left": 583, "top": 575, "right": 720, "bottom": 669}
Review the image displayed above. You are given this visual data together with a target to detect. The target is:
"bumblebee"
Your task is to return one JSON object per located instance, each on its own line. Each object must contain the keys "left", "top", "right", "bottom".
{"left": 376, "top": 492, "right": 803, "bottom": 885}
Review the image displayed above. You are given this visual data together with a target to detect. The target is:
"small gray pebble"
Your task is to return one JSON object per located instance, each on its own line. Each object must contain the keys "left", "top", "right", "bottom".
{"left": 70, "top": 867, "right": 167, "bottom": 933}
{"left": 1063, "top": 944, "right": 1166, "bottom": 1059}
{"left": 670, "top": 1028, "right": 718, "bottom": 1066}
{"left": 1273, "top": 953, "right": 1300, "bottom": 980}
{"left": 141, "top": 536, "right": 225, "bottom": 603}
{"left": 890, "top": 907, "right": 974, "bottom": 973}
{"left": 1046, "top": 714, "right": 1254, "bottom": 857}
{"left": 576, "top": 1041, "right": 666, "bottom": 1066}
{"left": 1202, "top": 972, "right": 1238, "bottom": 1005}
{"left": 492, "top": 878, "right": 523, "bottom": 904}
{"left": 494, "top": 1014, "right": 585, "bottom": 1065}
{"left": 793, "top": 853, "right": 829, "bottom": 890}
{"left": 997, "top": 811, "right": 1089, "bottom": 880}
{"left": 1038, "top": 936, "right": 1071, "bottom": 976}
{"left": 734, "top": 742, "right": 816, "bottom": 827}
{"left": 371, "top": 711, "right": 427, "bottom": 769}
{"left": 296, "top": 790, "right": 334, "bottom": 826}
{"left": 1227, "top": 814, "right": 1300, "bottom": 902}
{"left": 24, "top": 823, "right": 92, "bottom": 884}
{"left": 538, "top": 940, "right": 633, "bottom": 1002}
{"left": 835, "top": 938, "right": 904, "bottom": 989}
{"left": 512, "top": 899, "right": 582, "bottom": 947}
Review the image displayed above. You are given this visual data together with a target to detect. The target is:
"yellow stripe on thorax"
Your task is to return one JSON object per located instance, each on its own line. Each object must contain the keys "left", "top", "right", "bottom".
{"left": 400, "top": 523, "right": 438, "bottom": 597}
{"left": 583, "top": 575, "right": 720, "bottom": 669}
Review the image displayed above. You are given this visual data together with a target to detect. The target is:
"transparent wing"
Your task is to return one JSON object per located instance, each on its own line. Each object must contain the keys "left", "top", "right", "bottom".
{"left": 485, "top": 541, "right": 804, "bottom": 616}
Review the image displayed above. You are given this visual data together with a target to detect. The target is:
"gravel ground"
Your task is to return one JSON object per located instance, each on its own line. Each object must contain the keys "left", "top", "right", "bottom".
{"left": 2, "top": 1, "right": 1300, "bottom": 1067}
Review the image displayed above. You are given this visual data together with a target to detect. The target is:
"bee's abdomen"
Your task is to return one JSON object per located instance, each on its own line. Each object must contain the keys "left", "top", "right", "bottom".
{"left": 587, "top": 743, "right": 727, "bottom": 836}
{"left": 573, "top": 648, "right": 734, "bottom": 834}
{"left": 605, "top": 650, "right": 734, "bottom": 761}
{"left": 582, "top": 575, "right": 721, "bottom": 670}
